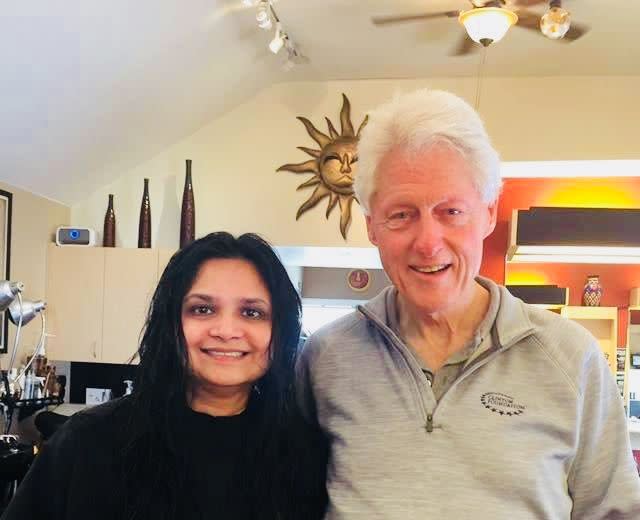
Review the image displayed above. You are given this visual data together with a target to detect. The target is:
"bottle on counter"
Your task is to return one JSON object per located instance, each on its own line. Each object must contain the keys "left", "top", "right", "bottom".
{"left": 124, "top": 380, "right": 133, "bottom": 396}
{"left": 34, "top": 377, "right": 44, "bottom": 399}
{"left": 6, "top": 368, "right": 17, "bottom": 398}
{"left": 47, "top": 366, "right": 58, "bottom": 397}
{"left": 23, "top": 369, "right": 34, "bottom": 400}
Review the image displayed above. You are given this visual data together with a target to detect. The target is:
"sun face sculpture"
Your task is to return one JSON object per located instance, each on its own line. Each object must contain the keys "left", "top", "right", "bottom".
{"left": 277, "top": 94, "right": 368, "bottom": 239}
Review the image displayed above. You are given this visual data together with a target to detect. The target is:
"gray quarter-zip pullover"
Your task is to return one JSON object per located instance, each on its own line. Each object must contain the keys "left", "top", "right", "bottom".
{"left": 297, "top": 277, "right": 640, "bottom": 519}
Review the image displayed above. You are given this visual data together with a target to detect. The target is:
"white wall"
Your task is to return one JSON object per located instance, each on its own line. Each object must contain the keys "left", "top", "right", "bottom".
{"left": 71, "top": 76, "right": 640, "bottom": 250}
{"left": 0, "top": 181, "right": 70, "bottom": 364}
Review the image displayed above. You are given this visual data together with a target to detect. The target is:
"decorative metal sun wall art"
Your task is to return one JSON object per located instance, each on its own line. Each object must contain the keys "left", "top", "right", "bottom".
{"left": 277, "top": 94, "right": 368, "bottom": 239}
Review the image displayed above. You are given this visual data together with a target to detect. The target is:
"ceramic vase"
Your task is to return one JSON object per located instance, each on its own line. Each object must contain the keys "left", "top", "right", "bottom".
{"left": 138, "top": 178, "right": 151, "bottom": 248}
{"left": 582, "top": 275, "right": 603, "bottom": 306}
{"left": 103, "top": 194, "right": 116, "bottom": 247}
{"left": 180, "top": 159, "right": 195, "bottom": 248}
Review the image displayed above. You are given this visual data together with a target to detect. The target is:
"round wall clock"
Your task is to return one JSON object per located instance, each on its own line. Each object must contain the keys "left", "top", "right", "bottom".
{"left": 347, "top": 269, "right": 371, "bottom": 292}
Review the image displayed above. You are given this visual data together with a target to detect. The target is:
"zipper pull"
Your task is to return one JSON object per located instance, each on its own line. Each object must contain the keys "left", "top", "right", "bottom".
{"left": 426, "top": 414, "right": 433, "bottom": 433}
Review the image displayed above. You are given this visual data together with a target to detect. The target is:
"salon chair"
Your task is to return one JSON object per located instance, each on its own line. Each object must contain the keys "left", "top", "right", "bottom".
{"left": 0, "top": 436, "right": 35, "bottom": 513}
{"left": 34, "top": 411, "right": 69, "bottom": 442}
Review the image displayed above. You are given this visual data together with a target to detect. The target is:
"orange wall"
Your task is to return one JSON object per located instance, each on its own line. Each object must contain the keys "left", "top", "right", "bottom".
{"left": 480, "top": 177, "right": 640, "bottom": 345}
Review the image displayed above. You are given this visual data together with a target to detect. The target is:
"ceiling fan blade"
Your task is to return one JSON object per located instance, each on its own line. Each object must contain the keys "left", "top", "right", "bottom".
{"left": 562, "top": 22, "right": 589, "bottom": 42}
{"left": 371, "top": 11, "right": 459, "bottom": 26}
{"left": 451, "top": 34, "right": 478, "bottom": 56}
{"left": 504, "top": 0, "right": 547, "bottom": 7}
{"left": 514, "top": 10, "right": 541, "bottom": 31}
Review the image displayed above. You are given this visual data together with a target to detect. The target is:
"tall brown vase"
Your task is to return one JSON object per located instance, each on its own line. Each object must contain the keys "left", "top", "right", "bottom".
{"left": 103, "top": 194, "right": 116, "bottom": 247}
{"left": 138, "top": 178, "right": 152, "bottom": 248}
{"left": 180, "top": 159, "right": 195, "bottom": 249}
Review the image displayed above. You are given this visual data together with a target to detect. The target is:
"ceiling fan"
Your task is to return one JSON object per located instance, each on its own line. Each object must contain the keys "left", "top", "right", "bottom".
{"left": 371, "top": 0, "right": 590, "bottom": 55}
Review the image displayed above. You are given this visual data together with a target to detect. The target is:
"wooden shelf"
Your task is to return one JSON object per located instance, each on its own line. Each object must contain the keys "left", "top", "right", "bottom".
{"left": 560, "top": 306, "right": 617, "bottom": 321}
{"left": 628, "top": 420, "right": 640, "bottom": 434}
{"left": 531, "top": 304, "right": 564, "bottom": 311}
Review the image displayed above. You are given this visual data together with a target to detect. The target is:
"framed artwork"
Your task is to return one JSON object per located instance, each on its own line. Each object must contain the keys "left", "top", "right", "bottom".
{"left": 0, "top": 190, "right": 12, "bottom": 354}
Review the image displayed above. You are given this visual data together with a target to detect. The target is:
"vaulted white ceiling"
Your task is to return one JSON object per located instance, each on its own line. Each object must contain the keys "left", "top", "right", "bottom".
{"left": 2, "top": 0, "right": 638, "bottom": 205}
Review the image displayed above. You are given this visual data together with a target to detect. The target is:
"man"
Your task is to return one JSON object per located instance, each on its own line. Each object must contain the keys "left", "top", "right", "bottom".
{"left": 297, "top": 89, "right": 640, "bottom": 519}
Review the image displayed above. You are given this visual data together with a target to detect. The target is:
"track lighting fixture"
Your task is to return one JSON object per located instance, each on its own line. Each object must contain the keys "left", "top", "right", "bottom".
{"left": 247, "top": 0, "right": 305, "bottom": 68}
{"left": 255, "top": 1, "right": 272, "bottom": 30}
{"left": 269, "top": 25, "right": 286, "bottom": 54}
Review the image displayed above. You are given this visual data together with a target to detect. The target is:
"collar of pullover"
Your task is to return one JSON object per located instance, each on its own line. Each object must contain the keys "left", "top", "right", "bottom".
{"left": 359, "top": 276, "right": 536, "bottom": 354}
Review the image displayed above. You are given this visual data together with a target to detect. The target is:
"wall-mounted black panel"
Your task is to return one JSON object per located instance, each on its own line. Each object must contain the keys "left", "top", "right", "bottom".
{"left": 506, "top": 285, "right": 567, "bottom": 305}
{"left": 70, "top": 362, "right": 137, "bottom": 404}
{"left": 516, "top": 207, "right": 640, "bottom": 246}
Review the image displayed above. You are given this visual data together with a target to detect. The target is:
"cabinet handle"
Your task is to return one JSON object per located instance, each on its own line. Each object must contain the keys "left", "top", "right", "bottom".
{"left": 92, "top": 341, "right": 97, "bottom": 359}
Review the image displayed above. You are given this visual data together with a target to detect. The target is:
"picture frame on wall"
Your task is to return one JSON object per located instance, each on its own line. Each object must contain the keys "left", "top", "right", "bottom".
{"left": 0, "top": 190, "right": 13, "bottom": 354}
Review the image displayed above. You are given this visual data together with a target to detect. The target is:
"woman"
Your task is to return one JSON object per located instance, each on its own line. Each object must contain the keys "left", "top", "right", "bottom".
{"left": 3, "top": 232, "right": 328, "bottom": 520}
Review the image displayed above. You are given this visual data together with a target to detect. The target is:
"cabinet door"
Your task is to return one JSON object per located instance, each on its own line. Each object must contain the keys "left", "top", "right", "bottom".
{"left": 157, "top": 248, "right": 176, "bottom": 280}
{"left": 101, "top": 248, "right": 159, "bottom": 364}
{"left": 45, "top": 245, "right": 104, "bottom": 362}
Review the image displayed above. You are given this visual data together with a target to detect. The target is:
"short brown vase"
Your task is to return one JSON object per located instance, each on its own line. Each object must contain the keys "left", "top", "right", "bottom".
{"left": 582, "top": 275, "right": 603, "bottom": 306}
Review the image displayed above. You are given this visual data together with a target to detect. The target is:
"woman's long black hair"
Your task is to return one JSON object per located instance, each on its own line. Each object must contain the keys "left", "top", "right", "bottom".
{"left": 120, "top": 232, "right": 306, "bottom": 519}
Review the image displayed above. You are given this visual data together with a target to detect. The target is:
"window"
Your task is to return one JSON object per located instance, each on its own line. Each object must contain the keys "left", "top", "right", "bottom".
{"left": 301, "top": 303, "right": 357, "bottom": 335}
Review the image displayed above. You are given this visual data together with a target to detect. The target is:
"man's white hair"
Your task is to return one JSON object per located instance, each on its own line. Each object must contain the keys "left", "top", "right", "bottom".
{"left": 355, "top": 89, "right": 502, "bottom": 214}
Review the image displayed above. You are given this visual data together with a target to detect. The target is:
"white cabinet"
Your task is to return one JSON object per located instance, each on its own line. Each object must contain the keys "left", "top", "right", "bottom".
{"left": 46, "top": 245, "right": 164, "bottom": 364}
{"left": 158, "top": 248, "right": 175, "bottom": 280}
{"left": 101, "top": 248, "right": 158, "bottom": 364}
{"left": 45, "top": 245, "right": 105, "bottom": 362}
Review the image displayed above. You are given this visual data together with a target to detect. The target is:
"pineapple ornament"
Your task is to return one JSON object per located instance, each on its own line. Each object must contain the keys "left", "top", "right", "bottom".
{"left": 582, "top": 275, "right": 603, "bottom": 306}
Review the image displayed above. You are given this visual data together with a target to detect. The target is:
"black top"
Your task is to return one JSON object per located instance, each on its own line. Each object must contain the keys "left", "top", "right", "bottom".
{"left": 1, "top": 397, "right": 328, "bottom": 520}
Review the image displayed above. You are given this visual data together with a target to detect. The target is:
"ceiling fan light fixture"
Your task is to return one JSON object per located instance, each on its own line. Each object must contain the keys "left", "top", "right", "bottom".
{"left": 540, "top": 6, "right": 571, "bottom": 40}
{"left": 459, "top": 7, "right": 518, "bottom": 46}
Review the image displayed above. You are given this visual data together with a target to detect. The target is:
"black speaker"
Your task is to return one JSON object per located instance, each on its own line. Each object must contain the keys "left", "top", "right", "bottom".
{"left": 55, "top": 227, "right": 96, "bottom": 246}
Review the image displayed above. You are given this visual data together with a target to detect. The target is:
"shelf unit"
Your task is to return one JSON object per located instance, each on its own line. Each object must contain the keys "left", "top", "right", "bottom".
{"left": 629, "top": 306, "right": 640, "bottom": 360}
{"left": 627, "top": 306, "right": 640, "bottom": 418}
{"left": 560, "top": 306, "right": 618, "bottom": 375}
